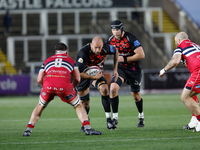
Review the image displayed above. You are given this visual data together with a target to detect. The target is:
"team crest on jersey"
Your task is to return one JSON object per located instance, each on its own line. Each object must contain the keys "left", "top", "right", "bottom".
{"left": 78, "top": 58, "right": 83, "bottom": 63}
{"left": 196, "top": 84, "right": 200, "bottom": 88}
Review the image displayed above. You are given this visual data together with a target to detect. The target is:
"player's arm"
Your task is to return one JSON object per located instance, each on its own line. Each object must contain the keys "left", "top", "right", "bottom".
{"left": 159, "top": 54, "right": 181, "bottom": 78}
{"left": 118, "top": 46, "right": 145, "bottom": 62}
{"left": 80, "top": 71, "right": 103, "bottom": 80}
{"left": 99, "top": 57, "right": 106, "bottom": 69}
{"left": 113, "top": 48, "right": 119, "bottom": 80}
{"left": 37, "top": 70, "right": 46, "bottom": 87}
{"left": 77, "top": 62, "right": 102, "bottom": 80}
{"left": 72, "top": 66, "right": 80, "bottom": 87}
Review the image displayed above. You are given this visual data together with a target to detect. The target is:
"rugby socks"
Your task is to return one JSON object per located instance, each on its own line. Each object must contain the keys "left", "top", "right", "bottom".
{"left": 82, "top": 120, "right": 91, "bottom": 130}
{"left": 102, "top": 95, "right": 112, "bottom": 119}
{"left": 26, "top": 122, "right": 35, "bottom": 132}
{"left": 102, "top": 95, "right": 111, "bottom": 112}
{"left": 135, "top": 98, "right": 143, "bottom": 113}
{"left": 196, "top": 115, "right": 200, "bottom": 122}
{"left": 110, "top": 96, "right": 119, "bottom": 113}
{"left": 110, "top": 96, "right": 119, "bottom": 120}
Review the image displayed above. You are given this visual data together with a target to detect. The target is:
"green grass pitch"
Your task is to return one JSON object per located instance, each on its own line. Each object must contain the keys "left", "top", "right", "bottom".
{"left": 1, "top": 94, "right": 200, "bottom": 150}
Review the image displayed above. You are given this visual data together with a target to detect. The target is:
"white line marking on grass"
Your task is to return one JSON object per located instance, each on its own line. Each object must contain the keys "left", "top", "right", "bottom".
{"left": 0, "top": 136, "right": 200, "bottom": 145}
{"left": 0, "top": 115, "right": 191, "bottom": 122}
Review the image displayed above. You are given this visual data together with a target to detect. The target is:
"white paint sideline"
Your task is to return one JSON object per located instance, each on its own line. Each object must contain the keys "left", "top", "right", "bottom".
{"left": 0, "top": 136, "right": 200, "bottom": 145}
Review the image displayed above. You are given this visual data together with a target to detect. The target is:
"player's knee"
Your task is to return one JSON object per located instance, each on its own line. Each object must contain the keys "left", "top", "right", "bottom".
{"left": 110, "top": 77, "right": 122, "bottom": 94}
{"left": 80, "top": 93, "right": 90, "bottom": 105}
{"left": 39, "top": 96, "right": 49, "bottom": 107}
{"left": 134, "top": 98, "right": 140, "bottom": 102}
{"left": 99, "top": 84, "right": 109, "bottom": 96}
{"left": 70, "top": 96, "right": 81, "bottom": 107}
{"left": 180, "top": 94, "right": 186, "bottom": 104}
{"left": 110, "top": 84, "right": 119, "bottom": 95}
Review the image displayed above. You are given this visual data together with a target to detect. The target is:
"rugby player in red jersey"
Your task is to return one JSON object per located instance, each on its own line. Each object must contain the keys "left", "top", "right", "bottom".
{"left": 23, "top": 43, "right": 102, "bottom": 136}
{"left": 159, "top": 32, "right": 200, "bottom": 132}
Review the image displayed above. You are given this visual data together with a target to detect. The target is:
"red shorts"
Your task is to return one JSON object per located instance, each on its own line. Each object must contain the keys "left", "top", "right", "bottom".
{"left": 40, "top": 84, "right": 77, "bottom": 103}
{"left": 185, "top": 70, "right": 200, "bottom": 93}
{"left": 193, "top": 95, "right": 199, "bottom": 103}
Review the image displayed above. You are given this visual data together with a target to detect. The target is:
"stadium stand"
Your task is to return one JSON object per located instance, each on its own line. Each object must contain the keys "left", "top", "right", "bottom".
{"left": 0, "top": 0, "right": 199, "bottom": 94}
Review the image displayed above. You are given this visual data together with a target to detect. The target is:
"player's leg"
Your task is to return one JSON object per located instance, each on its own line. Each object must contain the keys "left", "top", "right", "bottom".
{"left": 181, "top": 88, "right": 200, "bottom": 132}
{"left": 93, "top": 77, "right": 115, "bottom": 130}
{"left": 23, "top": 95, "right": 50, "bottom": 136}
{"left": 76, "top": 79, "right": 91, "bottom": 131}
{"left": 131, "top": 91, "right": 144, "bottom": 127}
{"left": 76, "top": 79, "right": 91, "bottom": 115}
{"left": 110, "top": 76, "right": 124, "bottom": 126}
{"left": 69, "top": 96, "right": 102, "bottom": 135}
{"left": 183, "top": 95, "right": 199, "bottom": 130}
{"left": 78, "top": 88, "right": 90, "bottom": 132}
{"left": 128, "top": 71, "right": 144, "bottom": 127}
{"left": 78, "top": 88, "right": 90, "bottom": 115}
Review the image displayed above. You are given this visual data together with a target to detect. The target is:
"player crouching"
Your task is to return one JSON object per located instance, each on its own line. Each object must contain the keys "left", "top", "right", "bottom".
{"left": 23, "top": 42, "right": 102, "bottom": 136}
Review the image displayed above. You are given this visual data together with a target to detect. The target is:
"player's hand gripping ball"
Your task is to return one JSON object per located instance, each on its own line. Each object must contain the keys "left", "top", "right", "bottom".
{"left": 83, "top": 66, "right": 101, "bottom": 76}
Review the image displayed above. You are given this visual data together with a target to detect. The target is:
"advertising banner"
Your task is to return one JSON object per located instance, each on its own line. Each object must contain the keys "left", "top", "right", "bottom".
{"left": 143, "top": 69, "right": 190, "bottom": 89}
{"left": 0, "top": 75, "right": 30, "bottom": 95}
{"left": 0, "top": 0, "right": 136, "bottom": 10}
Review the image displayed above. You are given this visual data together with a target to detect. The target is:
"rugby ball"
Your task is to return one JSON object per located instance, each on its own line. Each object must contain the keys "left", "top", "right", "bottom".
{"left": 83, "top": 66, "right": 101, "bottom": 76}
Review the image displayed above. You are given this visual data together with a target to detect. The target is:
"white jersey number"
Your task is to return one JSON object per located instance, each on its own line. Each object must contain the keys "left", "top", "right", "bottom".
{"left": 55, "top": 58, "right": 62, "bottom": 67}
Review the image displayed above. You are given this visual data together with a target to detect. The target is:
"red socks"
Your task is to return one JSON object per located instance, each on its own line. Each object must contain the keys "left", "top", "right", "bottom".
{"left": 196, "top": 115, "right": 200, "bottom": 122}
{"left": 82, "top": 120, "right": 90, "bottom": 127}
{"left": 27, "top": 122, "right": 35, "bottom": 129}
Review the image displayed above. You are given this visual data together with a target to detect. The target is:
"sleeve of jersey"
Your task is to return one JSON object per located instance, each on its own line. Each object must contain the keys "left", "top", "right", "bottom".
{"left": 39, "top": 63, "right": 45, "bottom": 72}
{"left": 173, "top": 47, "right": 182, "bottom": 56}
{"left": 104, "top": 43, "right": 116, "bottom": 54}
{"left": 130, "top": 35, "right": 141, "bottom": 50}
{"left": 76, "top": 54, "right": 87, "bottom": 73}
{"left": 106, "top": 37, "right": 111, "bottom": 44}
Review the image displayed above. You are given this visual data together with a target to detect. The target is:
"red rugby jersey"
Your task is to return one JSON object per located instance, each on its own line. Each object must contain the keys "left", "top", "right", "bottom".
{"left": 40, "top": 53, "right": 76, "bottom": 87}
{"left": 173, "top": 39, "right": 200, "bottom": 73}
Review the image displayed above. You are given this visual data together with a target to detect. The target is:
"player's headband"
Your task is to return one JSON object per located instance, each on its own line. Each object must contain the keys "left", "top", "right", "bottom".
{"left": 55, "top": 50, "right": 68, "bottom": 54}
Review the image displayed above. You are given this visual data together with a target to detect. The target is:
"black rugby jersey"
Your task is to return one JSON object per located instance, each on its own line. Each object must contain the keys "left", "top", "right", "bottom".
{"left": 76, "top": 43, "right": 116, "bottom": 72}
{"left": 107, "top": 31, "right": 142, "bottom": 71}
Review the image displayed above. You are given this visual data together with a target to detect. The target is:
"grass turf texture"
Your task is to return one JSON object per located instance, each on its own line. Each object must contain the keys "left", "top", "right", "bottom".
{"left": 1, "top": 94, "right": 200, "bottom": 150}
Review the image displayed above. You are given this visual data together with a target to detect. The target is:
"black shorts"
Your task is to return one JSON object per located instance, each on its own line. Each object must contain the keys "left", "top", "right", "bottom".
{"left": 118, "top": 66, "right": 142, "bottom": 92}
{"left": 76, "top": 76, "right": 107, "bottom": 92}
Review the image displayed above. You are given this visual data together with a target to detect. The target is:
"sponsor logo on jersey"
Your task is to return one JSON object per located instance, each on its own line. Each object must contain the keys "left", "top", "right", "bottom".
{"left": 134, "top": 40, "right": 140, "bottom": 47}
{"left": 78, "top": 58, "right": 83, "bottom": 63}
{"left": 47, "top": 75, "right": 65, "bottom": 77}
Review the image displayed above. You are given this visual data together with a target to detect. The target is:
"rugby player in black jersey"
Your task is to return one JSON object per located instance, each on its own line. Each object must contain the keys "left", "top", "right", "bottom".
{"left": 106, "top": 20, "right": 145, "bottom": 127}
{"left": 76, "top": 36, "right": 119, "bottom": 131}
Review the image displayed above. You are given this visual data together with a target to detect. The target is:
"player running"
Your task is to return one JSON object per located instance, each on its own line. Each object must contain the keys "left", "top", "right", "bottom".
{"left": 23, "top": 43, "right": 102, "bottom": 136}
{"left": 76, "top": 36, "right": 119, "bottom": 131}
{"left": 159, "top": 32, "right": 200, "bottom": 132}
{"left": 106, "top": 20, "right": 145, "bottom": 127}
